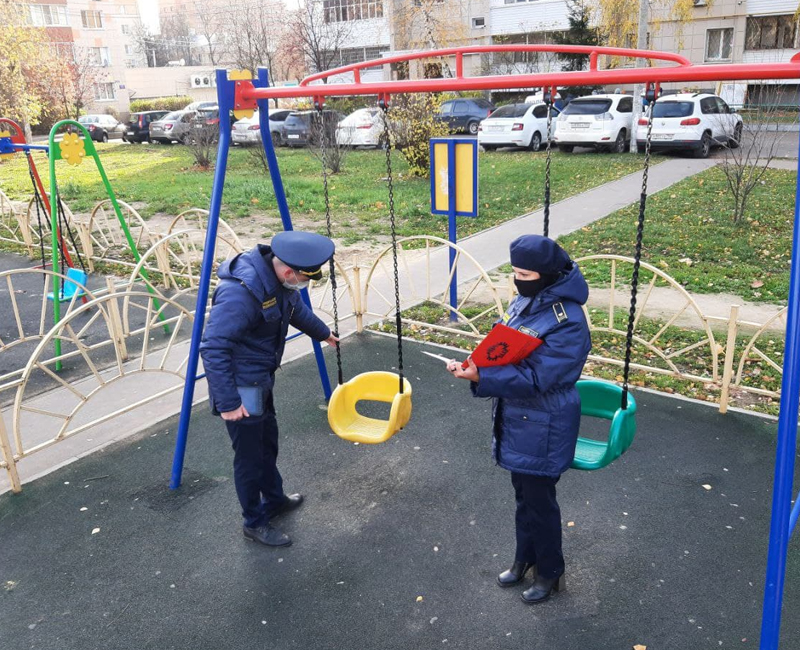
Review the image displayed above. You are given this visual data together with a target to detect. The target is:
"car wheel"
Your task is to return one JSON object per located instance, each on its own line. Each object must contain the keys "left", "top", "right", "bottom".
{"left": 558, "top": 145, "right": 574, "bottom": 153}
{"left": 528, "top": 132, "right": 542, "bottom": 152}
{"left": 694, "top": 132, "right": 712, "bottom": 159}
{"left": 101, "top": 132, "right": 109, "bottom": 143}
{"left": 730, "top": 123, "right": 743, "bottom": 149}
{"left": 637, "top": 144, "right": 646, "bottom": 154}
{"left": 146, "top": 136, "right": 153, "bottom": 144}
{"left": 613, "top": 129, "right": 627, "bottom": 153}
{"left": 467, "top": 121, "right": 479, "bottom": 135}
{"left": 482, "top": 144, "right": 497, "bottom": 152}
{"left": 271, "top": 132, "right": 281, "bottom": 148}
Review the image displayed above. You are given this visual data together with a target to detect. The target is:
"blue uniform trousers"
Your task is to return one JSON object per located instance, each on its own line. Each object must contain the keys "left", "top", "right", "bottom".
{"left": 511, "top": 472, "right": 565, "bottom": 579}
{"left": 224, "top": 392, "right": 285, "bottom": 529}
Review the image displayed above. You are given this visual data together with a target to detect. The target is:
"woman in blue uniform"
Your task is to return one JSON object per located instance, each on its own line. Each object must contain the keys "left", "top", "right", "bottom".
{"left": 448, "top": 234, "right": 591, "bottom": 604}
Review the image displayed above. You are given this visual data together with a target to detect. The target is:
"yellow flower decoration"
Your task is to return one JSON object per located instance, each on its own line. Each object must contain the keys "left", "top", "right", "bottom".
{"left": 59, "top": 132, "right": 86, "bottom": 166}
{"left": 0, "top": 131, "right": 14, "bottom": 161}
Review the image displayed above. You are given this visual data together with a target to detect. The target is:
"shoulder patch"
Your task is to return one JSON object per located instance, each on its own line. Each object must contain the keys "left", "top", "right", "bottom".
{"left": 262, "top": 297, "right": 277, "bottom": 309}
{"left": 552, "top": 302, "right": 568, "bottom": 324}
{"left": 502, "top": 312, "right": 511, "bottom": 324}
{"left": 518, "top": 325, "right": 539, "bottom": 338}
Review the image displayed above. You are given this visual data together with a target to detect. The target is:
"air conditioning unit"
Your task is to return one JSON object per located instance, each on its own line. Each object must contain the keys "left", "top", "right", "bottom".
{"left": 191, "top": 74, "right": 213, "bottom": 88}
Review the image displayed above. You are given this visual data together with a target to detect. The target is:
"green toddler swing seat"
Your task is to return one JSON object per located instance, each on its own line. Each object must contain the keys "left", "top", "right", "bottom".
{"left": 571, "top": 380, "right": 637, "bottom": 471}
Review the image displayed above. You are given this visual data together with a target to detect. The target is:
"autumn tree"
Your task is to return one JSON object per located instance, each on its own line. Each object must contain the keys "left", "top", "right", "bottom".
{"left": 558, "top": 0, "right": 600, "bottom": 72}
{"left": 52, "top": 48, "right": 102, "bottom": 120}
{"left": 0, "top": 0, "right": 64, "bottom": 137}
{"left": 288, "top": 0, "right": 354, "bottom": 76}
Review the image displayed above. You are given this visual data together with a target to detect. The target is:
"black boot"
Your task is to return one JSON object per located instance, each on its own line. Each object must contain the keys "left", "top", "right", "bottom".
{"left": 242, "top": 523, "right": 292, "bottom": 547}
{"left": 521, "top": 574, "right": 566, "bottom": 604}
{"left": 497, "top": 561, "right": 536, "bottom": 587}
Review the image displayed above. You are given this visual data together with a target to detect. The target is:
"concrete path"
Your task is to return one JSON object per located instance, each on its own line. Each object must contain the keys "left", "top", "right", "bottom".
{"left": 0, "top": 155, "right": 786, "bottom": 493}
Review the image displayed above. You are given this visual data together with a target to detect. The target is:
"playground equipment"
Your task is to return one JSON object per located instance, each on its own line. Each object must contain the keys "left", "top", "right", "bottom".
{"left": 166, "top": 45, "right": 800, "bottom": 650}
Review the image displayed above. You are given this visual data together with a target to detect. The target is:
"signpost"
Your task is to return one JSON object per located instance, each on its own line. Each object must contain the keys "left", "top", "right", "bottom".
{"left": 430, "top": 136, "right": 478, "bottom": 320}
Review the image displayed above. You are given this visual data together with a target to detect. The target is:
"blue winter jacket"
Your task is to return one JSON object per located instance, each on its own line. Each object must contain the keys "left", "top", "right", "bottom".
{"left": 199, "top": 244, "right": 331, "bottom": 415}
{"left": 471, "top": 262, "right": 591, "bottom": 477}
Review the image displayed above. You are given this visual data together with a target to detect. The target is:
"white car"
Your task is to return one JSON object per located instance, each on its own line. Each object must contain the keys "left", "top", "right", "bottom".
{"left": 231, "top": 109, "right": 293, "bottom": 146}
{"left": 554, "top": 94, "right": 634, "bottom": 153}
{"left": 636, "top": 93, "right": 743, "bottom": 158}
{"left": 478, "top": 103, "right": 559, "bottom": 151}
{"left": 336, "top": 108, "right": 384, "bottom": 148}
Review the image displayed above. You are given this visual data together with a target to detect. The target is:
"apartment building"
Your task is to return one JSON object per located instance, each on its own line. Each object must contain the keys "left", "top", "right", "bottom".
{"left": 25, "top": 0, "right": 147, "bottom": 114}
{"left": 651, "top": 0, "right": 800, "bottom": 105}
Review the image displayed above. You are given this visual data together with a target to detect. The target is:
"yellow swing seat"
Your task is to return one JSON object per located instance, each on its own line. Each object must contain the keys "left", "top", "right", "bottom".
{"left": 327, "top": 371, "right": 412, "bottom": 444}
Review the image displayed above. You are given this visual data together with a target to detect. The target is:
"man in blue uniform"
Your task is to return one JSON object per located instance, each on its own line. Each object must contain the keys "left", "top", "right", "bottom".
{"left": 200, "top": 231, "right": 338, "bottom": 547}
{"left": 448, "top": 234, "right": 591, "bottom": 603}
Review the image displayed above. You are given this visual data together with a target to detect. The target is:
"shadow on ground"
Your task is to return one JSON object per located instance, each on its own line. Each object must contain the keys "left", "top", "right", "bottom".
{"left": 1, "top": 333, "right": 798, "bottom": 649}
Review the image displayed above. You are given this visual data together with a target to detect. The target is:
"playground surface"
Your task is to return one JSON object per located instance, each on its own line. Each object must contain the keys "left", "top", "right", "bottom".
{"left": 1, "top": 333, "right": 798, "bottom": 649}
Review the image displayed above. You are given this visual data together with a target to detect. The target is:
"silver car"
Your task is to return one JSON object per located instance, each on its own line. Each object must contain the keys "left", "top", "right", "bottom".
{"left": 149, "top": 110, "right": 197, "bottom": 144}
{"left": 232, "top": 109, "right": 293, "bottom": 146}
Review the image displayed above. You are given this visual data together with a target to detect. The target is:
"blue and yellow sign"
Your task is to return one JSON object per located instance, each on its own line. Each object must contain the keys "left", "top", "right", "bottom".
{"left": 430, "top": 137, "right": 478, "bottom": 217}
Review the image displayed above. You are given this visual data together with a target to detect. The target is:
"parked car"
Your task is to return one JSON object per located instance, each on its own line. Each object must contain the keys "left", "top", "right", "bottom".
{"left": 76, "top": 114, "right": 126, "bottom": 142}
{"left": 189, "top": 107, "right": 221, "bottom": 143}
{"left": 437, "top": 98, "right": 496, "bottom": 135}
{"left": 335, "top": 108, "right": 384, "bottom": 148}
{"left": 525, "top": 91, "right": 565, "bottom": 110}
{"left": 184, "top": 100, "right": 218, "bottom": 112}
{"left": 478, "top": 103, "right": 560, "bottom": 151}
{"left": 554, "top": 94, "right": 634, "bottom": 153}
{"left": 284, "top": 110, "right": 344, "bottom": 148}
{"left": 636, "top": 93, "right": 743, "bottom": 158}
{"left": 124, "top": 111, "right": 170, "bottom": 143}
{"left": 231, "top": 109, "right": 293, "bottom": 147}
{"left": 149, "top": 110, "right": 197, "bottom": 144}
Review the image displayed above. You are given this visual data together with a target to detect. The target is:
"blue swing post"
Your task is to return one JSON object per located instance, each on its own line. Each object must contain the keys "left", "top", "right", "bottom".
{"left": 758, "top": 128, "right": 800, "bottom": 650}
{"left": 170, "top": 68, "right": 332, "bottom": 490}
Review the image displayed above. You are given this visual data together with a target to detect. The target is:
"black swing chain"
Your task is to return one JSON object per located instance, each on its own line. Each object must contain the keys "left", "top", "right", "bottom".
{"left": 315, "top": 106, "right": 343, "bottom": 385}
{"left": 25, "top": 152, "right": 48, "bottom": 275}
{"left": 543, "top": 92, "right": 554, "bottom": 239}
{"left": 57, "top": 195, "right": 87, "bottom": 274}
{"left": 621, "top": 98, "right": 655, "bottom": 410}
{"left": 380, "top": 103, "right": 404, "bottom": 393}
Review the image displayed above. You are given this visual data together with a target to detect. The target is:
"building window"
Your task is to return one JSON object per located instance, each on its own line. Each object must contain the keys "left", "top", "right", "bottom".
{"left": 746, "top": 15, "right": 797, "bottom": 51}
{"left": 126, "top": 59, "right": 137, "bottom": 68}
{"left": 705, "top": 27, "right": 733, "bottom": 61}
{"left": 323, "top": 0, "right": 383, "bottom": 23}
{"left": 94, "top": 82, "right": 115, "bottom": 101}
{"left": 472, "top": 16, "right": 485, "bottom": 28}
{"left": 81, "top": 10, "right": 103, "bottom": 29}
{"left": 88, "top": 47, "right": 111, "bottom": 66}
{"left": 326, "top": 46, "right": 389, "bottom": 67}
{"left": 28, "top": 5, "right": 68, "bottom": 26}
{"left": 122, "top": 24, "right": 130, "bottom": 34}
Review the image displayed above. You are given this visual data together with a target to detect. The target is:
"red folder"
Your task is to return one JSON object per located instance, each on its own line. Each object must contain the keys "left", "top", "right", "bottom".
{"left": 463, "top": 323, "right": 544, "bottom": 369}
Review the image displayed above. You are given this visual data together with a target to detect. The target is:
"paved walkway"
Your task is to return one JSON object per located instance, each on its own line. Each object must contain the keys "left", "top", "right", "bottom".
{"left": 0, "top": 155, "right": 790, "bottom": 493}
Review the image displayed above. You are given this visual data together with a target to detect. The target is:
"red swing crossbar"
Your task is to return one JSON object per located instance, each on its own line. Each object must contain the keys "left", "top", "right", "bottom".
{"left": 235, "top": 44, "right": 800, "bottom": 109}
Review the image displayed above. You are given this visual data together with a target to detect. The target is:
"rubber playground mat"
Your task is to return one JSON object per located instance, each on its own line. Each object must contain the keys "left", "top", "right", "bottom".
{"left": 1, "top": 333, "right": 799, "bottom": 649}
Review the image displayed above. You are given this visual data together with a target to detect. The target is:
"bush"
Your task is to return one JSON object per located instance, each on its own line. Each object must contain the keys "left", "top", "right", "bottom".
{"left": 388, "top": 93, "right": 450, "bottom": 178}
{"left": 129, "top": 96, "right": 194, "bottom": 113}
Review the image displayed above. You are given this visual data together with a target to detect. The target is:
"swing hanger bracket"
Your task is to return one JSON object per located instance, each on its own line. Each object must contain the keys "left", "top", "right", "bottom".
{"left": 233, "top": 79, "right": 258, "bottom": 114}
{"left": 644, "top": 82, "right": 661, "bottom": 105}
{"left": 542, "top": 85, "right": 559, "bottom": 105}
{"left": 313, "top": 96, "right": 326, "bottom": 111}
{"left": 378, "top": 93, "right": 391, "bottom": 110}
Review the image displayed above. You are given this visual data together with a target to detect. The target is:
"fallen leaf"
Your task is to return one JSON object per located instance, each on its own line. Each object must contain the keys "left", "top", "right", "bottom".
{"left": 416, "top": 596, "right": 423, "bottom": 603}
{"left": 702, "top": 484, "right": 712, "bottom": 490}
{"left": 751, "top": 280, "right": 764, "bottom": 289}
{"left": 567, "top": 521, "right": 575, "bottom": 527}
{"left": 91, "top": 528, "right": 100, "bottom": 535}
{"left": 634, "top": 645, "right": 647, "bottom": 650}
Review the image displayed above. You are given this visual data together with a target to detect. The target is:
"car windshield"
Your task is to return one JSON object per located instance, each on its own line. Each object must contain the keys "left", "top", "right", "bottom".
{"left": 490, "top": 104, "right": 530, "bottom": 119}
{"left": 163, "top": 111, "right": 183, "bottom": 121}
{"left": 79, "top": 116, "right": 99, "bottom": 124}
{"left": 561, "top": 99, "right": 612, "bottom": 116}
{"left": 652, "top": 101, "right": 695, "bottom": 118}
{"left": 286, "top": 113, "right": 310, "bottom": 126}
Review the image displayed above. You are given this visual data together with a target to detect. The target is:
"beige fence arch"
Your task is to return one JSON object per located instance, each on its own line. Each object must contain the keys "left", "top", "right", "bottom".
{"left": 79, "top": 199, "right": 154, "bottom": 271}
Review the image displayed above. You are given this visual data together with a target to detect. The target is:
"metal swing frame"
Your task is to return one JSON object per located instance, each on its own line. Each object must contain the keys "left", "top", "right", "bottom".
{"left": 167, "top": 45, "right": 800, "bottom": 650}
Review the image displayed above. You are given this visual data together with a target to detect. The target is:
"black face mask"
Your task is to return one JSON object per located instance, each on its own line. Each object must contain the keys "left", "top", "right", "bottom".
{"left": 515, "top": 274, "right": 558, "bottom": 298}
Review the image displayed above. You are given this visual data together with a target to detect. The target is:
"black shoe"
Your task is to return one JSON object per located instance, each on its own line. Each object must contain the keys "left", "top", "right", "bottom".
{"left": 272, "top": 493, "right": 304, "bottom": 518}
{"left": 521, "top": 574, "right": 566, "bottom": 604}
{"left": 242, "top": 523, "right": 292, "bottom": 547}
{"left": 497, "top": 561, "right": 536, "bottom": 587}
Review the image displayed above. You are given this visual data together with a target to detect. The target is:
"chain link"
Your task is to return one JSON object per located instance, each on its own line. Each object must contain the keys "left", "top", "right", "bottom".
{"left": 621, "top": 103, "right": 655, "bottom": 409}
{"left": 316, "top": 108, "right": 343, "bottom": 384}
{"left": 381, "top": 105, "right": 404, "bottom": 393}
{"left": 543, "top": 96, "right": 554, "bottom": 238}
{"left": 26, "top": 152, "right": 48, "bottom": 275}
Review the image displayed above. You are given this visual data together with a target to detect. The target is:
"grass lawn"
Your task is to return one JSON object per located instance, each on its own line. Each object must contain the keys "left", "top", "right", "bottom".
{"left": 560, "top": 165, "right": 797, "bottom": 304}
{"left": 0, "top": 142, "right": 647, "bottom": 246}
